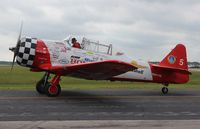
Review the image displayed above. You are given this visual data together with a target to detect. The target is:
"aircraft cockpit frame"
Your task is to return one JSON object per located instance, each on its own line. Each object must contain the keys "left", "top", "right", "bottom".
{"left": 64, "top": 36, "right": 112, "bottom": 55}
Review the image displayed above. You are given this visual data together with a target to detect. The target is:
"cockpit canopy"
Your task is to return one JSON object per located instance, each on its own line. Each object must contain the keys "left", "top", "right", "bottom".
{"left": 64, "top": 36, "right": 112, "bottom": 55}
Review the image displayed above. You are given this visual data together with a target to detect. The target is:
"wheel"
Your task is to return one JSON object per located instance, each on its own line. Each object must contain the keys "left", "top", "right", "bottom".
{"left": 36, "top": 80, "right": 45, "bottom": 94}
{"left": 36, "top": 72, "right": 50, "bottom": 94}
{"left": 44, "top": 84, "right": 61, "bottom": 97}
{"left": 162, "top": 87, "right": 168, "bottom": 94}
{"left": 36, "top": 80, "right": 50, "bottom": 94}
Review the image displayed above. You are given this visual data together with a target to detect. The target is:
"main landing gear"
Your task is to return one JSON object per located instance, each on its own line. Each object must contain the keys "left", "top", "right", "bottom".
{"left": 36, "top": 72, "right": 61, "bottom": 97}
{"left": 161, "top": 83, "right": 169, "bottom": 94}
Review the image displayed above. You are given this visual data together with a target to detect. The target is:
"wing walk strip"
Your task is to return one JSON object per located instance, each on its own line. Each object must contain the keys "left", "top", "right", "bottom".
{"left": 0, "top": 96, "right": 199, "bottom": 100}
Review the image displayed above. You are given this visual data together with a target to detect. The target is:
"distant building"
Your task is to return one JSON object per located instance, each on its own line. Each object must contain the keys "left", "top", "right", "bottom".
{"left": 188, "top": 62, "right": 200, "bottom": 68}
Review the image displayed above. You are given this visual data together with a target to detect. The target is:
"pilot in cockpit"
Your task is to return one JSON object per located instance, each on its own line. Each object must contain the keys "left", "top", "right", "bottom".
{"left": 71, "top": 38, "right": 81, "bottom": 49}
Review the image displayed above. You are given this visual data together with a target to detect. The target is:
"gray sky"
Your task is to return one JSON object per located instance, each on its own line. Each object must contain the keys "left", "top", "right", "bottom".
{"left": 1, "top": 0, "right": 200, "bottom": 62}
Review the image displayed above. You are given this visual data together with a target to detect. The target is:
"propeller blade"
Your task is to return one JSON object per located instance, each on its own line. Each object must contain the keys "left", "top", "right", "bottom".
{"left": 17, "top": 21, "right": 23, "bottom": 43}
{"left": 11, "top": 53, "right": 16, "bottom": 71}
{"left": 15, "top": 21, "right": 23, "bottom": 53}
{"left": 10, "top": 21, "right": 23, "bottom": 71}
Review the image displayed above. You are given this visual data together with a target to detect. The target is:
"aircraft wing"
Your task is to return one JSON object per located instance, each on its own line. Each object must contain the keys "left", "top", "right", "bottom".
{"left": 41, "top": 60, "right": 137, "bottom": 80}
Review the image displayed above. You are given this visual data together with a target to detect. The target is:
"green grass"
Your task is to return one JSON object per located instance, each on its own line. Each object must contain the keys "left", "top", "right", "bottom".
{"left": 0, "top": 66, "right": 199, "bottom": 90}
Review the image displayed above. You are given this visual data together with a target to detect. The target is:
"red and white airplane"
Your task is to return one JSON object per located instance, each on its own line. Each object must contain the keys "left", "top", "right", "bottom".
{"left": 9, "top": 25, "right": 191, "bottom": 97}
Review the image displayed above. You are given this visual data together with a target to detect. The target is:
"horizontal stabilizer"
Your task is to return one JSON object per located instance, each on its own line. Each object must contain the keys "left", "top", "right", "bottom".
{"left": 152, "top": 64, "right": 191, "bottom": 74}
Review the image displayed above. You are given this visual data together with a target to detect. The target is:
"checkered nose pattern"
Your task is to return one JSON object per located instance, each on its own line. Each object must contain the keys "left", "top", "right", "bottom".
{"left": 16, "top": 37, "right": 37, "bottom": 67}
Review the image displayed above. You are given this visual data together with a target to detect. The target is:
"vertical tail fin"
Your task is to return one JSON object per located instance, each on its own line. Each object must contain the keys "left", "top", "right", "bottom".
{"left": 151, "top": 44, "right": 190, "bottom": 84}
{"left": 159, "top": 44, "right": 188, "bottom": 70}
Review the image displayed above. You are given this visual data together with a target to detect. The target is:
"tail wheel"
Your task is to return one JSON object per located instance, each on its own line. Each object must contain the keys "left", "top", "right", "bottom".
{"left": 45, "top": 84, "right": 61, "bottom": 97}
{"left": 162, "top": 87, "right": 168, "bottom": 94}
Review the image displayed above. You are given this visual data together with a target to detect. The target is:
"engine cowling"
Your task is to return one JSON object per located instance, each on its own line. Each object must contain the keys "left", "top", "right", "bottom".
{"left": 16, "top": 37, "right": 37, "bottom": 67}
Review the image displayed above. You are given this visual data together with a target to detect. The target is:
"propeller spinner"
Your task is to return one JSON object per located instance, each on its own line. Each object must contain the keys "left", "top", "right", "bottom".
{"left": 9, "top": 22, "right": 23, "bottom": 71}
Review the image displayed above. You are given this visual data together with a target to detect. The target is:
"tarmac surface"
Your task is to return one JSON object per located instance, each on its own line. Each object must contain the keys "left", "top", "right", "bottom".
{"left": 0, "top": 89, "right": 200, "bottom": 121}
{"left": 1, "top": 120, "right": 200, "bottom": 129}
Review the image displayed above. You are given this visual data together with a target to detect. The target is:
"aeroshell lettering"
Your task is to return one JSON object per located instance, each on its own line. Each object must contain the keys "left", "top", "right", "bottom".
{"left": 133, "top": 69, "right": 144, "bottom": 74}
{"left": 70, "top": 55, "right": 99, "bottom": 64}
{"left": 85, "top": 58, "right": 93, "bottom": 62}
{"left": 70, "top": 56, "right": 83, "bottom": 64}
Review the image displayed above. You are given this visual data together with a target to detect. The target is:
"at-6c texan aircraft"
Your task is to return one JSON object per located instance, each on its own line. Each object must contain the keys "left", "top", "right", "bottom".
{"left": 9, "top": 25, "right": 191, "bottom": 97}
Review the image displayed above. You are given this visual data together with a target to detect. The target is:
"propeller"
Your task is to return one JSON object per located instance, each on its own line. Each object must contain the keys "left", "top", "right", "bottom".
{"left": 9, "top": 22, "right": 23, "bottom": 71}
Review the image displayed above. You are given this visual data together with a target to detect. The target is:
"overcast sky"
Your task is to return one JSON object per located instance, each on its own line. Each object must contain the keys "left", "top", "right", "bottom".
{"left": 1, "top": 0, "right": 199, "bottom": 62}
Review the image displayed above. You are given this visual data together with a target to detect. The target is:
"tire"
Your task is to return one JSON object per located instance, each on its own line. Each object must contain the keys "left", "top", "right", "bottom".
{"left": 44, "top": 84, "right": 61, "bottom": 97}
{"left": 162, "top": 87, "right": 168, "bottom": 94}
{"left": 36, "top": 80, "right": 45, "bottom": 94}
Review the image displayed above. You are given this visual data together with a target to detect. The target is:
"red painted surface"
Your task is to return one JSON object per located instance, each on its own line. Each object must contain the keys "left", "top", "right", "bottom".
{"left": 150, "top": 44, "right": 189, "bottom": 84}
{"left": 45, "top": 75, "right": 60, "bottom": 95}
{"left": 32, "top": 40, "right": 51, "bottom": 71}
{"left": 150, "top": 64, "right": 189, "bottom": 84}
{"left": 49, "top": 85, "right": 58, "bottom": 94}
{"left": 159, "top": 44, "right": 188, "bottom": 70}
{"left": 50, "top": 75, "right": 60, "bottom": 86}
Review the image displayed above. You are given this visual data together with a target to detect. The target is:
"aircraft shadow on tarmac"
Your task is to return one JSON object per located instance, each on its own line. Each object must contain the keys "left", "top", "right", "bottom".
{"left": 58, "top": 90, "right": 127, "bottom": 107}
{"left": 52, "top": 89, "right": 198, "bottom": 108}
{"left": 59, "top": 89, "right": 198, "bottom": 99}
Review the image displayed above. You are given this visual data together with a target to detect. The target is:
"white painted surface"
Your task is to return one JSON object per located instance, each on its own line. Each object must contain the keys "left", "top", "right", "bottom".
{"left": 43, "top": 39, "right": 153, "bottom": 81}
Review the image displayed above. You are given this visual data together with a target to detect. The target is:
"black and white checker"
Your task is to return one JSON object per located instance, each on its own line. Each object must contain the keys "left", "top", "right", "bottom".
{"left": 17, "top": 37, "right": 37, "bottom": 67}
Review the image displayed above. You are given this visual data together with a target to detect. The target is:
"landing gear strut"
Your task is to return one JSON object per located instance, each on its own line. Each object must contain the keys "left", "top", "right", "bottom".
{"left": 36, "top": 73, "right": 61, "bottom": 97}
{"left": 162, "top": 83, "right": 169, "bottom": 94}
{"left": 44, "top": 75, "right": 61, "bottom": 97}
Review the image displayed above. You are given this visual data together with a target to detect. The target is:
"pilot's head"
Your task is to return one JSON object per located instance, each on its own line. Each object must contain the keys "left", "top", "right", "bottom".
{"left": 72, "top": 38, "right": 77, "bottom": 44}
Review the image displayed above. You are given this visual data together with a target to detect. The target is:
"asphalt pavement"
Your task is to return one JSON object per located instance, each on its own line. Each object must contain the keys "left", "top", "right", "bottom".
{"left": 0, "top": 89, "right": 200, "bottom": 121}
